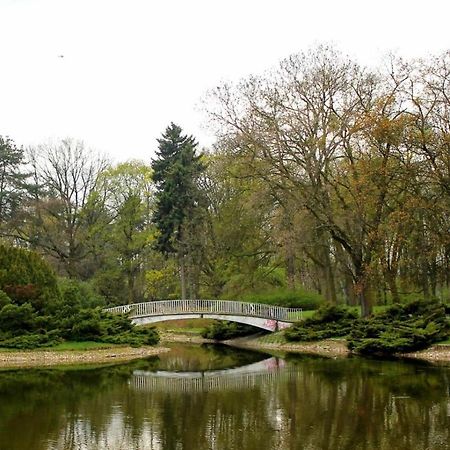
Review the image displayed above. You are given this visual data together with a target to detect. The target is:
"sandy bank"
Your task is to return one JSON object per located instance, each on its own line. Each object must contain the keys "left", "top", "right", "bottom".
{"left": 226, "top": 335, "right": 450, "bottom": 364}
{"left": 0, "top": 346, "right": 170, "bottom": 369}
{"left": 401, "top": 345, "right": 450, "bottom": 363}
{"left": 226, "top": 337, "right": 351, "bottom": 358}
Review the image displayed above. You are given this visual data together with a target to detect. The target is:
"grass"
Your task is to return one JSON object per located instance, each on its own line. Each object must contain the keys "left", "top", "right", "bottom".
{"left": 154, "top": 318, "right": 214, "bottom": 335}
{"left": 0, "top": 341, "right": 121, "bottom": 352}
{"left": 257, "top": 331, "right": 288, "bottom": 345}
{"left": 49, "top": 341, "right": 122, "bottom": 351}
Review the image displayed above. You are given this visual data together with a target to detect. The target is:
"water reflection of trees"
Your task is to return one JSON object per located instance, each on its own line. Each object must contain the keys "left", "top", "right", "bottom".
{"left": 0, "top": 354, "right": 449, "bottom": 450}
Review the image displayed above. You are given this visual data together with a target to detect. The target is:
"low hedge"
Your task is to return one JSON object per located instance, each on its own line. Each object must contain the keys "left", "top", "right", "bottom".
{"left": 348, "top": 299, "right": 450, "bottom": 355}
{"left": 285, "top": 305, "right": 357, "bottom": 341}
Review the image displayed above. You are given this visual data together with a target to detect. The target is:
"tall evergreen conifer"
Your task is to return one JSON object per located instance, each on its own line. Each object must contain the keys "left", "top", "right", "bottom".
{"left": 151, "top": 123, "right": 205, "bottom": 299}
{"left": 0, "top": 136, "right": 31, "bottom": 225}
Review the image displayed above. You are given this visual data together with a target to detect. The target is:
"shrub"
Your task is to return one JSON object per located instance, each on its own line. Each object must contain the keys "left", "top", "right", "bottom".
{"left": 0, "top": 245, "right": 160, "bottom": 349}
{"left": 0, "top": 244, "right": 60, "bottom": 311}
{"left": 0, "top": 332, "right": 61, "bottom": 349}
{"left": 285, "top": 304, "right": 357, "bottom": 341}
{"left": 102, "top": 327, "right": 159, "bottom": 347}
{"left": 202, "top": 321, "right": 257, "bottom": 340}
{"left": 58, "top": 278, "right": 106, "bottom": 310}
{"left": 348, "top": 299, "right": 450, "bottom": 355}
{"left": 0, "top": 303, "right": 37, "bottom": 335}
{"left": 0, "top": 290, "right": 11, "bottom": 309}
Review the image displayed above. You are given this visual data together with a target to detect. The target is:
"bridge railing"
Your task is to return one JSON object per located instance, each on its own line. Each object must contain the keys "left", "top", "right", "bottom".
{"left": 131, "top": 367, "right": 298, "bottom": 393}
{"left": 105, "top": 299, "right": 302, "bottom": 322}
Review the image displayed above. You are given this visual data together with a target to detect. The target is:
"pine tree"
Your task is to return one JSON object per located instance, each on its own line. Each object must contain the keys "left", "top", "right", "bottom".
{"left": 151, "top": 123, "right": 205, "bottom": 299}
{"left": 0, "top": 136, "right": 31, "bottom": 226}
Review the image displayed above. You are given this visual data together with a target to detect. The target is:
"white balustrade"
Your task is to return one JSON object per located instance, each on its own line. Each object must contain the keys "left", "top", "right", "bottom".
{"left": 105, "top": 299, "right": 302, "bottom": 322}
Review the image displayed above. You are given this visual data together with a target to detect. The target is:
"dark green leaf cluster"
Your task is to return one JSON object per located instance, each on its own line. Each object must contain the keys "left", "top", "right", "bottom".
{"left": 285, "top": 305, "right": 358, "bottom": 341}
{"left": 0, "top": 243, "right": 60, "bottom": 312}
{"left": 201, "top": 321, "right": 256, "bottom": 340}
{"left": 151, "top": 123, "right": 205, "bottom": 255}
{"left": 348, "top": 299, "right": 450, "bottom": 355}
{"left": 0, "top": 136, "right": 33, "bottom": 223}
{"left": 0, "top": 245, "right": 159, "bottom": 348}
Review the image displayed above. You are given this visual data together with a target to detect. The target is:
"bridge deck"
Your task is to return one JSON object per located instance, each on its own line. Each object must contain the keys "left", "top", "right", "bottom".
{"left": 105, "top": 299, "right": 302, "bottom": 322}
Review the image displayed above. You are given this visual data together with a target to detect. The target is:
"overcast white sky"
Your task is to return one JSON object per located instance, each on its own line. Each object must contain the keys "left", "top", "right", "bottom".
{"left": 0, "top": 0, "right": 449, "bottom": 162}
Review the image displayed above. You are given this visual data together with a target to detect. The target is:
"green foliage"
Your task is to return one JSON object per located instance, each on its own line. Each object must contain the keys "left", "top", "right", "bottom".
{"left": 0, "top": 290, "right": 11, "bottom": 309}
{"left": 0, "top": 332, "right": 61, "bottom": 349}
{"left": 0, "top": 303, "right": 37, "bottom": 334}
{"left": 101, "top": 327, "right": 159, "bottom": 347}
{"left": 348, "top": 299, "right": 450, "bottom": 355}
{"left": 285, "top": 304, "right": 358, "bottom": 341}
{"left": 95, "top": 161, "right": 155, "bottom": 304}
{"left": 201, "top": 321, "right": 256, "bottom": 340}
{"left": 240, "top": 288, "right": 324, "bottom": 310}
{"left": 0, "top": 246, "right": 160, "bottom": 348}
{"left": 0, "top": 135, "right": 31, "bottom": 224}
{"left": 152, "top": 123, "right": 205, "bottom": 255}
{"left": 0, "top": 244, "right": 60, "bottom": 312}
{"left": 58, "top": 278, "right": 105, "bottom": 310}
{"left": 144, "top": 258, "right": 180, "bottom": 300}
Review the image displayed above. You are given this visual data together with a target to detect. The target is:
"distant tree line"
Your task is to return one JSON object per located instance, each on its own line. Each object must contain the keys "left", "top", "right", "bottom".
{"left": 1, "top": 46, "right": 450, "bottom": 318}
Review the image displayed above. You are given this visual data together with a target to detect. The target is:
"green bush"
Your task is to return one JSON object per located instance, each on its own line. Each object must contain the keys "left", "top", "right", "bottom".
{"left": 348, "top": 299, "right": 450, "bottom": 355}
{"left": 0, "top": 245, "right": 160, "bottom": 349}
{"left": 0, "top": 290, "right": 11, "bottom": 309}
{"left": 240, "top": 288, "right": 324, "bottom": 310}
{"left": 0, "top": 244, "right": 60, "bottom": 311}
{"left": 202, "top": 321, "right": 256, "bottom": 340}
{"left": 102, "top": 327, "right": 159, "bottom": 347}
{"left": 0, "top": 303, "right": 37, "bottom": 334}
{"left": 0, "top": 331, "right": 61, "bottom": 349}
{"left": 285, "top": 304, "right": 357, "bottom": 341}
{"left": 58, "top": 278, "right": 106, "bottom": 310}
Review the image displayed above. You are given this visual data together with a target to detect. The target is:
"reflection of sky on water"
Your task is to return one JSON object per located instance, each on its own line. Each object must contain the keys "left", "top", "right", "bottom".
{"left": 1, "top": 346, "right": 449, "bottom": 450}
{"left": 50, "top": 356, "right": 294, "bottom": 450}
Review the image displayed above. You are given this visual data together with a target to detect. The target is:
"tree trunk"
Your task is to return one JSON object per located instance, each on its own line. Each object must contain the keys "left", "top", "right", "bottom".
{"left": 180, "top": 254, "right": 187, "bottom": 300}
{"left": 344, "top": 274, "right": 357, "bottom": 306}
{"left": 320, "top": 242, "right": 337, "bottom": 304}
{"left": 359, "top": 280, "right": 373, "bottom": 317}
{"left": 127, "top": 270, "right": 135, "bottom": 304}
{"left": 354, "top": 260, "right": 373, "bottom": 317}
{"left": 385, "top": 270, "right": 400, "bottom": 303}
{"left": 286, "top": 250, "right": 296, "bottom": 290}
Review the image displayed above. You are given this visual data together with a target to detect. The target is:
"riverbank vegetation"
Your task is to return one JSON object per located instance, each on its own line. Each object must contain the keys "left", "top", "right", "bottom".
{"left": 285, "top": 305, "right": 358, "bottom": 342}
{"left": 0, "top": 245, "right": 159, "bottom": 349}
{"left": 283, "top": 299, "right": 450, "bottom": 355}
{"left": 1, "top": 45, "right": 450, "bottom": 350}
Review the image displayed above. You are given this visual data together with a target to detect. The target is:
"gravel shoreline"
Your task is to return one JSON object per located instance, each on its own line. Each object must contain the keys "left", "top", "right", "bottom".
{"left": 226, "top": 337, "right": 351, "bottom": 358}
{"left": 225, "top": 336, "right": 450, "bottom": 363}
{"left": 1, "top": 334, "right": 449, "bottom": 369}
{"left": 0, "top": 346, "right": 170, "bottom": 369}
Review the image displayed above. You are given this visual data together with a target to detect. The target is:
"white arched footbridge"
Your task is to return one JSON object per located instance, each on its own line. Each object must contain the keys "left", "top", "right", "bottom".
{"left": 105, "top": 300, "right": 303, "bottom": 332}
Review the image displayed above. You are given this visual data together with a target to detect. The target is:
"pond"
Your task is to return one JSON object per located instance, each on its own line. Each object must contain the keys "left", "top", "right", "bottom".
{"left": 0, "top": 344, "right": 449, "bottom": 450}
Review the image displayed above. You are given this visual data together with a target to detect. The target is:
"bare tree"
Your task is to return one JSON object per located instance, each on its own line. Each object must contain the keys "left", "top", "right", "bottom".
{"left": 20, "top": 139, "right": 109, "bottom": 277}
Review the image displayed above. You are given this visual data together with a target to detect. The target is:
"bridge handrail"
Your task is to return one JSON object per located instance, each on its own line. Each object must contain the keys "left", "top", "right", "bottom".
{"left": 105, "top": 299, "right": 303, "bottom": 322}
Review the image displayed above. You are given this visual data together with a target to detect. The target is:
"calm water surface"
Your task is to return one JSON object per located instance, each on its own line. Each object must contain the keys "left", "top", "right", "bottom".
{"left": 0, "top": 344, "right": 449, "bottom": 450}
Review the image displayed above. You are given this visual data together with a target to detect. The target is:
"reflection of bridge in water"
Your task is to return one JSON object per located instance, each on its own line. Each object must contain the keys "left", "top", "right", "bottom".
{"left": 106, "top": 300, "right": 303, "bottom": 331}
{"left": 130, "top": 357, "right": 298, "bottom": 393}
